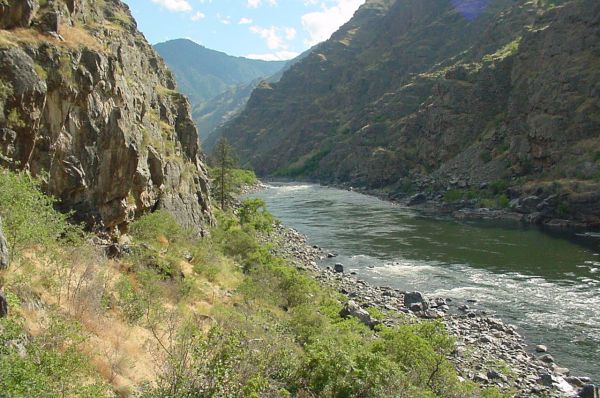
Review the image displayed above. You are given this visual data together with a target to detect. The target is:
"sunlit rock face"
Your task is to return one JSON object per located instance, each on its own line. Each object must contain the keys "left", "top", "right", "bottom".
{"left": 0, "top": 0, "right": 213, "bottom": 235}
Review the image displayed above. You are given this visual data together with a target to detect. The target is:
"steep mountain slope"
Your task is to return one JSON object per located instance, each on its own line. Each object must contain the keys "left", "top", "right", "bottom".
{"left": 219, "top": 0, "right": 600, "bottom": 226}
{"left": 154, "top": 38, "right": 285, "bottom": 140}
{"left": 154, "top": 39, "right": 285, "bottom": 105}
{"left": 0, "top": 0, "right": 212, "bottom": 234}
{"left": 202, "top": 45, "right": 319, "bottom": 148}
{"left": 192, "top": 78, "right": 262, "bottom": 142}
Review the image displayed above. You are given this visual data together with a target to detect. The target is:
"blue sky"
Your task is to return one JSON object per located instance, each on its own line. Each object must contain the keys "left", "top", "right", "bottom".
{"left": 123, "top": 0, "right": 365, "bottom": 60}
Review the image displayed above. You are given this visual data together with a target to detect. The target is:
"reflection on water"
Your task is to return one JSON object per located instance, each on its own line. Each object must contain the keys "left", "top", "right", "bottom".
{"left": 250, "top": 183, "right": 600, "bottom": 380}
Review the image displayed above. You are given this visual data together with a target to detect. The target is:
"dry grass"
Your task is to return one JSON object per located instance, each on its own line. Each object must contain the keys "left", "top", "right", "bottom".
{"left": 0, "top": 25, "right": 104, "bottom": 52}
{"left": 60, "top": 24, "right": 105, "bottom": 51}
{"left": 1, "top": 232, "right": 247, "bottom": 395}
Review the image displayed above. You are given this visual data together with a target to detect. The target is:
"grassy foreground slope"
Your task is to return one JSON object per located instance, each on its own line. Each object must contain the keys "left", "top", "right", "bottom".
{"left": 0, "top": 168, "right": 506, "bottom": 398}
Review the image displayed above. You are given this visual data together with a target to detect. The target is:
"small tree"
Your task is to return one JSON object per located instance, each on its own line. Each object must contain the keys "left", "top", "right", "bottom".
{"left": 211, "top": 138, "right": 236, "bottom": 210}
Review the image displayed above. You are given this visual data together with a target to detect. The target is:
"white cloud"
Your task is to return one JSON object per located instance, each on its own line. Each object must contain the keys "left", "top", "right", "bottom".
{"left": 245, "top": 50, "right": 299, "bottom": 61}
{"left": 247, "top": 0, "right": 278, "bottom": 8}
{"left": 150, "top": 0, "right": 192, "bottom": 12}
{"left": 284, "top": 27, "right": 297, "bottom": 40}
{"left": 217, "top": 13, "right": 232, "bottom": 24}
{"left": 191, "top": 11, "right": 205, "bottom": 21}
{"left": 239, "top": 17, "right": 253, "bottom": 24}
{"left": 250, "top": 25, "right": 284, "bottom": 50}
{"left": 301, "top": 0, "right": 365, "bottom": 46}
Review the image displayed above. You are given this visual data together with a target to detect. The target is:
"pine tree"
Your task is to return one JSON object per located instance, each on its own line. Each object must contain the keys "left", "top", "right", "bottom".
{"left": 211, "top": 138, "right": 235, "bottom": 210}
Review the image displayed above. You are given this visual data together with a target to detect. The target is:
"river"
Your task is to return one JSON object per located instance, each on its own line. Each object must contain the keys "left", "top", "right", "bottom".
{"left": 249, "top": 182, "right": 600, "bottom": 381}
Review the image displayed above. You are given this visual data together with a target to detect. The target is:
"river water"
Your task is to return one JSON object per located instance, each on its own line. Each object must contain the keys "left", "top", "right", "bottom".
{"left": 249, "top": 182, "right": 600, "bottom": 380}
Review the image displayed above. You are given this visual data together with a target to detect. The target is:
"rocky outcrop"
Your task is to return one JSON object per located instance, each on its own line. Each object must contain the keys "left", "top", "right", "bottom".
{"left": 0, "top": 0, "right": 212, "bottom": 234}
{"left": 0, "top": 216, "right": 8, "bottom": 269}
{"left": 0, "top": 0, "right": 39, "bottom": 30}
{"left": 218, "top": 0, "right": 600, "bottom": 226}
{"left": 339, "top": 300, "right": 380, "bottom": 329}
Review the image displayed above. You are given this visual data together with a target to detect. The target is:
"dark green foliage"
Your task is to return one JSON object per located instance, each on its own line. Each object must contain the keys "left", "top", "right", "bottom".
{"left": 210, "top": 138, "right": 236, "bottom": 210}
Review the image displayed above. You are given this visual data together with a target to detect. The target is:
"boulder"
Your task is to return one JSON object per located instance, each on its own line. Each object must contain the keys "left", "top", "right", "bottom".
{"left": 334, "top": 263, "right": 344, "bottom": 273}
{"left": 339, "top": 300, "right": 379, "bottom": 329}
{"left": 0, "top": 291, "right": 7, "bottom": 318}
{"left": 0, "top": 216, "right": 8, "bottom": 269}
{"left": 510, "top": 196, "right": 543, "bottom": 214}
{"left": 579, "top": 384, "right": 599, "bottom": 398}
{"left": 404, "top": 291, "right": 428, "bottom": 310}
{"left": 539, "top": 354, "right": 555, "bottom": 363}
{"left": 407, "top": 193, "right": 427, "bottom": 206}
{"left": 535, "top": 344, "right": 548, "bottom": 353}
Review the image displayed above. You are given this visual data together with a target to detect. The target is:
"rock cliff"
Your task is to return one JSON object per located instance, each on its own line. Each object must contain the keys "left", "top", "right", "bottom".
{"left": 219, "top": 0, "right": 600, "bottom": 226}
{"left": 0, "top": 0, "right": 212, "bottom": 234}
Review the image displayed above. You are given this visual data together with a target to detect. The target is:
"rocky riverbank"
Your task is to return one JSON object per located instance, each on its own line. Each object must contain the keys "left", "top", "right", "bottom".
{"left": 261, "top": 178, "right": 600, "bottom": 233}
{"left": 265, "top": 222, "right": 598, "bottom": 398}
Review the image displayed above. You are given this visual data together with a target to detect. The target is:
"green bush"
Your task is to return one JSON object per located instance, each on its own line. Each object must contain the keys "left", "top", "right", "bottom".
{"left": 230, "top": 168, "right": 258, "bottom": 188}
{"left": 115, "top": 274, "right": 146, "bottom": 323}
{"left": 239, "top": 198, "right": 274, "bottom": 233}
{"left": 443, "top": 189, "right": 478, "bottom": 203}
{"left": 129, "top": 211, "right": 191, "bottom": 278}
{"left": 0, "top": 169, "right": 77, "bottom": 262}
{"left": 0, "top": 317, "right": 111, "bottom": 397}
{"left": 497, "top": 194, "right": 510, "bottom": 208}
{"left": 129, "top": 210, "right": 189, "bottom": 245}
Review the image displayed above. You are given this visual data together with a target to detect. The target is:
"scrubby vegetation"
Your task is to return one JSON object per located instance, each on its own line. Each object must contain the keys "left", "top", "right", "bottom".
{"left": 0, "top": 168, "right": 506, "bottom": 397}
{"left": 442, "top": 180, "right": 511, "bottom": 209}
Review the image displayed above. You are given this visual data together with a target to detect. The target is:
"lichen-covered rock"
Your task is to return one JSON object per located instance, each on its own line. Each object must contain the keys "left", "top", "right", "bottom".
{"left": 0, "top": 216, "right": 8, "bottom": 269}
{"left": 0, "top": 0, "right": 212, "bottom": 234}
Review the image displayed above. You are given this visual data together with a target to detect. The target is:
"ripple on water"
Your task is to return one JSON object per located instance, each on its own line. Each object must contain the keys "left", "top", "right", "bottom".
{"left": 250, "top": 183, "right": 600, "bottom": 380}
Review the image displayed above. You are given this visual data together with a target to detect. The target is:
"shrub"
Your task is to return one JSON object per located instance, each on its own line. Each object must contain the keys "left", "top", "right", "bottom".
{"left": 115, "top": 275, "right": 142, "bottom": 322}
{"left": 0, "top": 317, "right": 111, "bottom": 397}
{"left": 230, "top": 168, "right": 258, "bottom": 188}
{"left": 129, "top": 210, "right": 189, "bottom": 246}
{"left": 497, "top": 194, "right": 510, "bottom": 208}
{"left": 443, "top": 189, "right": 477, "bottom": 203}
{"left": 239, "top": 198, "right": 274, "bottom": 233}
{"left": 489, "top": 179, "right": 509, "bottom": 195}
{"left": 0, "top": 169, "right": 76, "bottom": 262}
